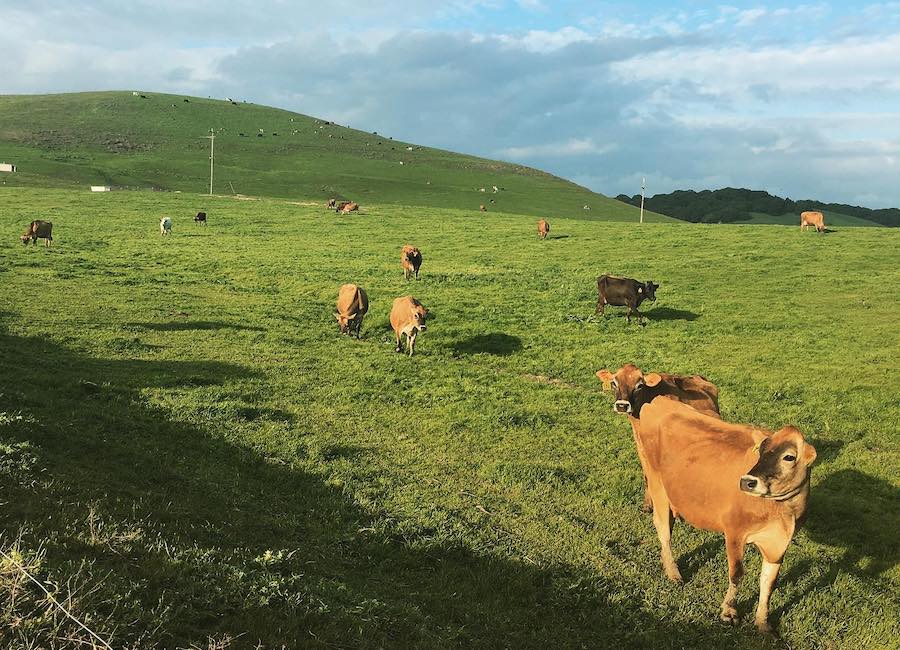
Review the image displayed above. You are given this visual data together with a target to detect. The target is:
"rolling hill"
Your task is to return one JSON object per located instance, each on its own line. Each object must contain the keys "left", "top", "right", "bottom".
{"left": 0, "top": 91, "right": 668, "bottom": 221}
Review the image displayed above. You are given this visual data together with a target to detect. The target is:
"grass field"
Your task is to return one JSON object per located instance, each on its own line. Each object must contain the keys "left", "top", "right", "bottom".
{"left": 1, "top": 187, "right": 898, "bottom": 649}
{"left": 0, "top": 91, "right": 668, "bottom": 222}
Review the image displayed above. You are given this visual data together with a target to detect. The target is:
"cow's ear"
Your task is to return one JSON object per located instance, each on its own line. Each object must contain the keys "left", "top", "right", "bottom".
{"left": 749, "top": 429, "right": 768, "bottom": 454}
{"left": 644, "top": 372, "right": 662, "bottom": 387}
{"left": 802, "top": 441, "right": 817, "bottom": 466}
{"left": 596, "top": 370, "right": 614, "bottom": 390}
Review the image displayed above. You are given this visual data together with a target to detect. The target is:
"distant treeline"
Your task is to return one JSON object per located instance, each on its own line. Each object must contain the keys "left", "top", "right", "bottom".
{"left": 615, "top": 188, "right": 899, "bottom": 227}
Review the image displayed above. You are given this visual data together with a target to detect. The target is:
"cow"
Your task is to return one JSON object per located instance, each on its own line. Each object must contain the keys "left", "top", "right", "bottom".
{"left": 334, "top": 283, "right": 369, "bottom": 338}
{"left": 339, "top": 202, "right": 359, "bottom": 214}
{"left": 160, "top": 216, "right": 172, "bottom": 235}
{"left": 800, "top": 211, "right": 825, "bottom": 233}
{"left": 194, "top": 211, "right": 207, "bottom": 225}
{"left": 596, "top": 275, "right": 659, "bottom": 324}
{"left": 335, "top": 201, "right": 351, "bottom": 212}
{"left": 401, "top": 245, "right": 423, "bottom": 280}
{"left": 636, "top": 397, "right": 816, "bottom": 634}
{"left": 596, "top": 364, "right": 720, "bottom": 511}
{"left": 390, "top": 296, "right": 428, "bottom": 356}
{"left": 327, "top": 198, "right": 336, "bottom": 209}
{"left": 537, "top": 219, "right": 550, "bottom": 240}
{"left": 479, "top": 204, "right": 487, "bottom": 212}
{"left": 20, "top": 220, "right": 53, "bottom": 247}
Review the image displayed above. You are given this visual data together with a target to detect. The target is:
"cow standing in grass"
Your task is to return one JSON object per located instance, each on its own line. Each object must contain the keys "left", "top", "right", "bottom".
{"left": 596, "top": 275, "right": 659, "bottom": 324}
{"left": 538, "top": 219, "right": 550, "bottom": 240}
{"left": 20, "top": 220, "right": 53, "bottom": 246}
{"left": 160, "top": 217, "right": 172, "bottom": 235}
{"left": 390, "top": 296, "right": 428, "bottom": 356}
{"left": 194, "top": 211, "right": 207, "bottom": 225}
{"left": 335, "top": 284, "right": 369, "bottom": 338}
{"left": 401, "top": 245, "right": 422, "bottom": 280}
{"left": 800, "top": 211, "right": 825, "bottom": 233}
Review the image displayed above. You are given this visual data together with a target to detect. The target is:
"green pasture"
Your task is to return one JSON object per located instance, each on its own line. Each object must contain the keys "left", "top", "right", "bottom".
{"left": 0, "top": 187, "right": 897, "bottom": 648}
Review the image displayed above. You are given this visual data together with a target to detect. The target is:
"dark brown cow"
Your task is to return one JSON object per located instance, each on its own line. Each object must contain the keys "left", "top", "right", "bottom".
{"left": 800, "top": 211, "right": 825, "bottom": 233}
{"left": 596, "top": 275, "right": 659, "bottom": 324}
{"left": 194, "top": 211, "right": 207, "bottom": 225}
{"left": 334, "top": 283, "right": 369, "bottom": 338}
{"left": 537, "top": 219, "right": 550, "bottom": 240}
{"left": 401, "top": 245, "right": 422, "bottom": 280}
{"left": 390, "top": 296, "right": 428, "bottom": 356}
{"left": 637, "top": 398, "right": 816, "bottom": 634}
{"left": 596, "top": 364, "right": 720, "bottom": 510}
{"left": 20, "top": 220, "right": 53, "bottom": 246}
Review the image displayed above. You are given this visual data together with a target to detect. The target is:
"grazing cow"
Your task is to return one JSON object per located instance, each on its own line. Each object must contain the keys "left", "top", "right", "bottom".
{"left": 596, "top": 364, "right": 720, "bottom": 510}
{"left": 479, "top": 204, "right": 487, "bottom": 212}
{"left": 327, "top": 198, "right": 336, "bottom": 209}
{"left": 160, "top": 216, "right": 172, "bottom": 235}
{"left": 339, "top": 202, "right": 359, "bottom": 214}
{"left": 194, "top": 211, "right": 207, "bottom": 225}
{"left": 20, "top": 220, "right": 53, "bottom": 247}
{"left": 800, "top": 211, "right": 826, "bottom": 233}
{"left": 401, "top": 245, "right": 423, "bottom": 280}
{"left": 537, "top": 219, "right": 550, "bottom": 240}
{"left": 596, "top": 275, "right": 659, "bottom": 324}
{"left": 334, "top": 283, "right": 369, "bottom": 338}
{"left": 390, "top": 296, "right": 428, "bottom": 356}
{"left": 636, "top": 398, "right": 816, "bottom": 634}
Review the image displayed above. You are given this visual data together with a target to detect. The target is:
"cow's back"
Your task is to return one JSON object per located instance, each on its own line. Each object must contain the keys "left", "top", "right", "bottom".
{"left": 337, "top": 283, "right": 365, "bottom": 315}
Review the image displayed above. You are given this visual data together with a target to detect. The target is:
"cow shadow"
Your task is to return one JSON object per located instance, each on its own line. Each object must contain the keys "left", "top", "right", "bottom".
{"left": 773, "top": 469, "right": 898, "bottom": 618}
{"left": 550, "top": 234, "right": 571, "bottom": 240}
{"left": 644, "top": 307, "right": 700, "bottom": 321}
{"left": 0, "top": 318, "right": 781, "bottom": 649}
{"left": 126, "top": 320, "right": 266, "bottom": 332}
{"left": 453, "top": 333, "right": 523, "bottom": 356}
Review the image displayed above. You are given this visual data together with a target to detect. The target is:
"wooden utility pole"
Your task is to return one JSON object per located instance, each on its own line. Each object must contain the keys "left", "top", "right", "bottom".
{"left": 640, "top": 177, "right": 645, "bottom": 224}
{"left": 206, "top": 129, "right": 215, "bottom": 195}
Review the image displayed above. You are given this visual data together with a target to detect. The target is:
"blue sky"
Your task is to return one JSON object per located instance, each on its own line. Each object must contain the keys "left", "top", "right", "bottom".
{"left": 2, "top": 1, "right": 899, "bottom": 207}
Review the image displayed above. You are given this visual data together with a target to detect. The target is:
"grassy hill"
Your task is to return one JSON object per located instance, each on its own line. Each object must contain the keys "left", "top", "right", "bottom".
{"left": 1, "top": 186, "right": 897, "bottom": 648}
{"left": 0, "top": 91, "right": 668, "bottom": 221}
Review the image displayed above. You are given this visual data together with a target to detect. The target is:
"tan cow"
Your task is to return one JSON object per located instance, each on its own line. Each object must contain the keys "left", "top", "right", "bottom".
{"left": 20, "top": 220, "right": 53, "bottom": 246}
{"left": 390, "top": 296, "right": 428, "bottom": 356}
{"left": 537, "top": 219, "right": 550, "bottom": 240}
{"left": 800, "top": 211, "right": 825, "bottom": 233}
{"left": 636, "top": 398, "right": 816, "bottom": 634}
{"left": 340, "top": 202, "right": 359, "bottom": 214}
{"left": 401, "top": 245, "right": 423, "bottom": 280}
{"left": 334, "top": 284, "right": 369, "bottom": 338}
{"left": 479, "top": 204, "right": 486, "bottom": 212}
{"left": 596, "top": 364, "right": 720, "bottom": 510}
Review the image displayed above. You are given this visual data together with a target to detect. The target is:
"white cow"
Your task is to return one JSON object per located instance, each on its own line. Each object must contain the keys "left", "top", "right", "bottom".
{"left": 160, "top": 216, "right": 172, "bottom": 235}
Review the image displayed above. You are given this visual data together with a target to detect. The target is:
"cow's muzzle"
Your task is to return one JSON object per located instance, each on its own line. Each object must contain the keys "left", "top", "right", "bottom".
{"left": 740, "top": 475, "right": 768, "bottom": 496}
{"left": 614, "top": 400, "right": 632, "bottom": 414}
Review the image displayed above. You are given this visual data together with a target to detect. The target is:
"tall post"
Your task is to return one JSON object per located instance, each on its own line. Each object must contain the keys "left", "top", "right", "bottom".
{"left": 207, "top": 129, "right": 215, "bottom": 196}
{"left": 640, "top": 177, "right": 645, "bottom": 224}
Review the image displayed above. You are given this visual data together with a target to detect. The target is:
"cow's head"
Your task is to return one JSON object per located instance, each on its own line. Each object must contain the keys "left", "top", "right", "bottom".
{"left": 740, "top": 427, "right": 816, "bottom": 499}
{"left": 642, "top": 281, "right": 659, "bottom": 302}
{"left": 596, "top": 364, "right": 663, "bottom": 417}
{"left": 413, "top": 304, "right": 428, "bottom": 331}
{"left": 334, "top": 311, "right": 357, "bottom": 334}
{"left": 20, "top": 233, "right": 31, "bottom": 245}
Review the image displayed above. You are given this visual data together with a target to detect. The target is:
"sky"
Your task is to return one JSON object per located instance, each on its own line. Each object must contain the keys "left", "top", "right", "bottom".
{"left": 2, "top": 1, "right": 899, "bottom": 207}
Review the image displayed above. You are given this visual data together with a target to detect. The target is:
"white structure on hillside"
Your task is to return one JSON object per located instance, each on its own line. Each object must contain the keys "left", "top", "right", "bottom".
{"left": 0, "top": 163, "right": 16, "bottom": 172}
{"left": 90, "top": 185, "right": 111, "bottom": 192}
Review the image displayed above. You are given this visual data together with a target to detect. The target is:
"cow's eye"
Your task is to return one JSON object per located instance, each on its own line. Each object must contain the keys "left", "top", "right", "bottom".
{"left": 783, "top": 454, "right": 796, "bottom": 462}
{"left": 610, "top": 379, "right": 617, "bottom": 388}
{"left": 635, "top": 379, "right": 644, "bottom": 388}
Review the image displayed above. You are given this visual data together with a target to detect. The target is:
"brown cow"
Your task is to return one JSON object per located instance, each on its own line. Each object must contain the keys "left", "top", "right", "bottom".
{"left": 401, "top": 245, "right": 422, "bottom": 280}
{"left": 339, "top": 202, "right": 359, "bottom": 214}
{"left": 596, "top": 364, "right": 720, "bottom": 510}
{"left": 479, "top": 204, "right": 486, "bottom": 212}
{"left": 800, "top": 211, "right": 825, "bottom": 233}
{"left": 334, "top": 200, "right": 351, "bottom": 212}
{"left": 390, "top": 296, "right": 428, "bottom": 356}
{"left": 636, "top": 398, "right": 816, "bottom": 634}
{"left": 537, "top": 219, "right": 550, "bottom": 240}
{"left": 334, "top": 284, "right": 369, "bottom": 338}
{"left": 20, "top": 220, "right": 53, "bottom": 246}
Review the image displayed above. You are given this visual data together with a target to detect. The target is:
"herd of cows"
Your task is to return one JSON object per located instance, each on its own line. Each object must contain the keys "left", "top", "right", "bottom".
{"left": 15, "top": 203, "right": 829, "bottom": 636}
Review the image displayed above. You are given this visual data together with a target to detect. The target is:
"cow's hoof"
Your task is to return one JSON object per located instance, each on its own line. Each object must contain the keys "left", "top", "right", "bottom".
{"left": 664, "top": 568, "right": 683, "bottom": 584}
{"left": 755, "top": 621, "right": 777, "bottom": 637}
{"left": 720, "top": 608, "right": 739, "bottom": 626}
{"left": 641, "top": 502, "right": 654, "bottom": 513}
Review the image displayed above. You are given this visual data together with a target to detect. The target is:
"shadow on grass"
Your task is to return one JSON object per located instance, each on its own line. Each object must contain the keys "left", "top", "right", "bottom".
{"left": 0, "top": 317, "right": 771, "bottom": 649}
{"left": 453, "top": 333, "right": 523, "bottom": 356}
{"left": 127, "top": 320, "right": 266, "bottom": 332}
{"left": 644, "top": 307, "right": 701, "bottom": 322}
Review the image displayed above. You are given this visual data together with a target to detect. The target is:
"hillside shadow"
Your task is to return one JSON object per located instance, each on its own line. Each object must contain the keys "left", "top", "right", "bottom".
{"left": 453, "top": 333, "right": 522, "bottom": 356}
{"left": 0, "top": 317, "right": 774, "bottom": 649}
{"left": 644, "top": 307, "right": 700, "bottom": 322}
{"left": 127, "top": 320, "right": 266, "bottom": 332}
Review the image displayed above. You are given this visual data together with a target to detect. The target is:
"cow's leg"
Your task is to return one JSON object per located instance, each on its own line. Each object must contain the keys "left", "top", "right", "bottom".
{"left": 626, "top": 305, "right": 634, "bottom": 323}
{"left": 647, "top": 477, "right": 682, "bottom": 582}
{"left": 408, "top": 332, "right": 417, "bottom": 357}
{"left": 596, "top": 296, "right": 605, "bottom": 315}
{"left": 395, "top": 331, "right": 403, "bottom": 353}
{"left": 720, "top": 534, "right": 746, "bottom": 625}
{"left": 642, "top": 476, "right": 653, "bottom": 512}
{"left": 753, "top": 538, "right": 788, "bottom": 635}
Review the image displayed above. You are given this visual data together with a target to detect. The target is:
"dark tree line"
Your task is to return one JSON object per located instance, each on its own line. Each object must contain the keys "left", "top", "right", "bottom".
{"left": 615, "top": 188, "right": 899, "bottom": 227}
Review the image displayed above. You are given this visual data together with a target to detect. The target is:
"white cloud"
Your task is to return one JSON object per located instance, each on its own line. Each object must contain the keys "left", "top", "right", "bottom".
{"left": 497, "top": 139, "right": 617, "bottom": 158}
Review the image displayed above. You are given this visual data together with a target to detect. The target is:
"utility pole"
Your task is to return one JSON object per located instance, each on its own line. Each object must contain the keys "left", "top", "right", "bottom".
{"left": 640, "top": 177, "right": 645, "bottom": 224}
{"left": 206, "top": 129, "right": 215, "bottom": 195}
